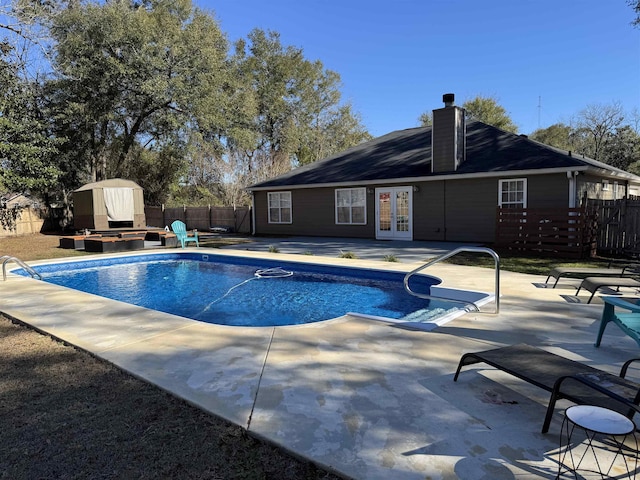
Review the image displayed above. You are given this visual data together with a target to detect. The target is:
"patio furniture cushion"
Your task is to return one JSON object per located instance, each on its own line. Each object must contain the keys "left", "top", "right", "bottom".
{"left": 453, "top": 343, "right": 640, "bottom": 433}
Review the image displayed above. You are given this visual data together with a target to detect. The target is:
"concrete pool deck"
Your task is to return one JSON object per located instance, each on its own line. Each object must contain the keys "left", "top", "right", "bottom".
{"left": 2, "top": 245, "right": 640, "bottom": 479}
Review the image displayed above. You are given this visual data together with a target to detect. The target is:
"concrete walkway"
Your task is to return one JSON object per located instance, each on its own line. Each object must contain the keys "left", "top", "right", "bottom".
{"left": 219, "top": 236, "right": 480, "bottom": 263}
{"left": 2, "top": 243, "right": 639, "bottom": 479}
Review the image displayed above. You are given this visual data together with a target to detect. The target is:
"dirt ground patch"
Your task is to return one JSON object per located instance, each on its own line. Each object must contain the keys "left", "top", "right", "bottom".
{"left": 0, "top": 315, "right": 341, "bottom": 479}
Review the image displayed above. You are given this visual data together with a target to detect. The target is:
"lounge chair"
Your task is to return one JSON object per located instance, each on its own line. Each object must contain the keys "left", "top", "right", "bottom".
{"left": 171, "top": 220, "right": 199, "bottom": 248}
{"left": 596, "top": 296, "right": 640, "bottom": 348}
{"left": 453, "top": 343, "right": 640, "bottom": 433}
{"left": 576, "top": 277, "right": 640, "bottom": 303}
{"left": 545, "top": 266, "right": 628, "bottom": 288}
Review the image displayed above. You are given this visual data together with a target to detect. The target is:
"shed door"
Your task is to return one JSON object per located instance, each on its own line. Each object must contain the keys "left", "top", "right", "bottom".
{"left": 375, "top": 187, "right": 412, "bottom": 240}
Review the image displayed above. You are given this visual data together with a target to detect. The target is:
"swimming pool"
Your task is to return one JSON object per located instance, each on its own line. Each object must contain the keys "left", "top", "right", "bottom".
{"left": 17, "top": 252, "right": 490, "bottom": 328}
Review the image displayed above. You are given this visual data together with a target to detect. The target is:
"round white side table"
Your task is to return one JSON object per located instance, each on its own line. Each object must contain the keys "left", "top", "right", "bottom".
{"left": 557, "top": 405, "right": 637, "bottom": 479}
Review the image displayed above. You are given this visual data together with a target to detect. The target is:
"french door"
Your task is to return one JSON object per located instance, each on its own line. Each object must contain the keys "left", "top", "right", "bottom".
{"left": 375, "top": 187, "right": 412, "bottom": 240}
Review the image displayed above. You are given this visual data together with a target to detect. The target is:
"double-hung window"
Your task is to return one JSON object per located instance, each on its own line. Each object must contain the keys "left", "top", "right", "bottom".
{"left": 268, "top": 191, "right": 292, "bottom": 224}
{"left": 498, "top": 179, "right": 527, "bottom": 208}
{"left": 335, "top": 188, "right": 366, "bottom": 225}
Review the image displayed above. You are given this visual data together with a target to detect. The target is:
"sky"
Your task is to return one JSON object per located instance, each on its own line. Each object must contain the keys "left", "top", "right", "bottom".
{"left": 198, "top": 0, "right": 640, "bottom": 137}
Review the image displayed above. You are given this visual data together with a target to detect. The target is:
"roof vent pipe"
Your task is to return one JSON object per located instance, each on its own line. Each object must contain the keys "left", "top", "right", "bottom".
{"left": 443, "top": 93, "right": 455, "bottom": 107}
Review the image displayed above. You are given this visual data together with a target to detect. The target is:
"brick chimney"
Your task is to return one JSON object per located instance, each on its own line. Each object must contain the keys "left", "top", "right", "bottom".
{"left": 431, "top": 93, "right": 466, "bottom": 173}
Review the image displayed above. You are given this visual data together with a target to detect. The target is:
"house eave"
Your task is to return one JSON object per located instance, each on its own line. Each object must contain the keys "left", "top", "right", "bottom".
{"left": 247, "top": 165, "right": 640, "bottom": 192}
{"left": 246, "top": 166, "right": 589, "bottom": 191}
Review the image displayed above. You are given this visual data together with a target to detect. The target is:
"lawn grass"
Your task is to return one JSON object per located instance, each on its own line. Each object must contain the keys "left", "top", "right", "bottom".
{"left": 443, "top": 250, "right": 614, "bottom": 276}
{"left": 0, "top": 232, "right": 252, "bottom": 262}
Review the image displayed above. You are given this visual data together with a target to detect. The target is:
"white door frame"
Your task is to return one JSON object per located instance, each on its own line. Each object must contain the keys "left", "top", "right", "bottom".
{"left": 375, "top": 186, "right": 413, "bottom": 240}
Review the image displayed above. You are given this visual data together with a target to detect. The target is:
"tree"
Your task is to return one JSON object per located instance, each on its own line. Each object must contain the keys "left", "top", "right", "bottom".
{"left": 48, "top": 0, "right": 235, "bottom": 199}
{"left": 599, "top": 125, "right": 640, "bottom": 170}
{"left": 232, "top": 29, "right": 369, "bottom": 183}
{"left": 572, "top": 102, "right": 625, "bottom": 161}
{"left": 530, "top": 110, "right": 640, "bottom": 173}
{"left": 0, "top": 42, "right": 59, "bottom": 194}
{"left": 530, "top": 123, "right": 573, "bottom": 151}
{"left": 418, "top": 111, "right": 431, "bottom": 127}
{"left": 418, "top": 95, "right": 518, "bottom": 133}
{"left": 630, "top": 0, "right": 640, "bottom": 27}
{"left": 462, "top": 95, "right": 518, "bottom": 133}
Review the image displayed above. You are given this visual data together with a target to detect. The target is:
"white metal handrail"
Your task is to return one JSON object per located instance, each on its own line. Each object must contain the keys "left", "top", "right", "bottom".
{"left": 1, "top": 255, "right": 42, "bottom": 281}
{"left": 403, "top": 246, "right": 500, "bottom": 314}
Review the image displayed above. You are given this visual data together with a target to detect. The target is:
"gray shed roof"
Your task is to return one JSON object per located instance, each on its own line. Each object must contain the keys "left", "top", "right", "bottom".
{"left": 250, "top": 121, "right": 638, "bottom": 189}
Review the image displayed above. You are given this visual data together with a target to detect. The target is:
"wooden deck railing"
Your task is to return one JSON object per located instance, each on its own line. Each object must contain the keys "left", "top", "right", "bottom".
{"left": 495, "top": 207, "right": 597, "bottom": 258}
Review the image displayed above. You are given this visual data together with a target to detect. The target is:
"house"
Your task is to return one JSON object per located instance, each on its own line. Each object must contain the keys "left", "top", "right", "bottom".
{"left": 248, "top": 94, "right": 640, "bottom": 243}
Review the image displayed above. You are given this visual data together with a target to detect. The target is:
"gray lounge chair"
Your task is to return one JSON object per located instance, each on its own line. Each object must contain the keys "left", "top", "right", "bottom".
{"left": 453, "top": 343, "right": 640, "bottom": 433}
{"left": 576, "top": 277, "right": 640, "bottom": 303}
{"left": 545, "top": 266, "right": 628, "bottom": 288}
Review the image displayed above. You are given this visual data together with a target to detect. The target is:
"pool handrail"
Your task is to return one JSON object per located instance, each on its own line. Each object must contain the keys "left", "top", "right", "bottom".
{"left": 1, "top": 255, "right": 42, "bottom": 281}
{"left": 403, "top": 246, "right": 500, "bottom": 314}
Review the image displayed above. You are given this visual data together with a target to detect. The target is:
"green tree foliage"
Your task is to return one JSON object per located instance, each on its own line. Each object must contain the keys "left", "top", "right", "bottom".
{"left": 599, "top": 125, "right": 640, "bottom": 171}
{"left": 531, "top": 105, "right": 640, "bottom": 172}
{"left": 418, "top": 111, "right": 432, "bottom": 127}
{"left": 0, "top": 42, "right": 59, "bottom": 194}
{"left": 47, "top": 0, "right": 234, "bottom": 202}
{"left": 418, "top": 95, "right": 518, "bottom": 133}
{"left": 233, "top": 29, "right": 369, "bottom": 182}
{"left": 530, "top": 123, "right": 573, "bottom": 151}
{"left": 462, "top": 95, "right": 518, "bottom": 133}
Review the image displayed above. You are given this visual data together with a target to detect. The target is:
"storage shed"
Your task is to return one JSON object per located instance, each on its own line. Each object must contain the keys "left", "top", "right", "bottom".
{"left": 73, "top": 179, "right": 145, "bottom": 230}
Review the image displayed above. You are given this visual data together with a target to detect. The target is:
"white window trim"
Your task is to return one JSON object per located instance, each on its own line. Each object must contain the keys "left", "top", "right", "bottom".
{"left": 335, "top": 187, "right": 367, "bottom": 225}
{"left": 267, "top": 191, "right": 292, "bottom": 224}
{"left": 498, "top": 178, "right": 527, "bottom": 208}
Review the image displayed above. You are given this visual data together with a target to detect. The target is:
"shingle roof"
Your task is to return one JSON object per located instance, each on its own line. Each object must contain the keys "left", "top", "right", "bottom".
{"left": 250, "top": 121, "right": 636, "bottom": 189}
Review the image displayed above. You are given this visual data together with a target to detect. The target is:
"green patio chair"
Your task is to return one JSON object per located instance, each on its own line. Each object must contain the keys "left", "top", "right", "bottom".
{"left": 171, "top": 220, "right": 199, "bottom": 248}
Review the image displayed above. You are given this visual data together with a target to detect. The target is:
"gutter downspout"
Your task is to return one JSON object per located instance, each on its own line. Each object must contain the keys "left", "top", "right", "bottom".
{"left": 567, "top": 171, "right": 577, "bottom": 208}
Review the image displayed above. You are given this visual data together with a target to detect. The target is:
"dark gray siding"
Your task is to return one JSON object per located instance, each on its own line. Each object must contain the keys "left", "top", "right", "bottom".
{"left": 443, "top": 174, "right": 570, "bottom": 242}
{"left": 254, "top": 173, "right": 572, "bottom": 243}
{"left": 413, "top": 181, "right": 446, "bottom": 241}
{"left": 254, "top": 188, "right": 375, "bottom": 238}
{"left": 444, "top": 178, "right": 497, "bottom": 242}
{"left": 529, "top": 174, "right": 569, "bottom": 207}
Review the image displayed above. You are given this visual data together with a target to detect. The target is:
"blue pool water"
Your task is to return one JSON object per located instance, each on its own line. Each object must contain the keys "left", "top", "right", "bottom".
{"left": 22, "top": 253, "right": 474, "bottom": 327}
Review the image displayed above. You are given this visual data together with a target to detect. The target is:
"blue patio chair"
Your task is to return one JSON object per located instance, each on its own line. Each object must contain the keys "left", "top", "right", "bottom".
{"left": 171, "top": 220, "right": 199, "bottom": 248}
{"left": 595, "top": 296, "right": 640, "bottom": 348}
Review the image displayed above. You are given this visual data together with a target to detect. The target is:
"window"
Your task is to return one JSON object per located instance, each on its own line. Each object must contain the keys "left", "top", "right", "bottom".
{"left": 335, "top": 188, "right": 366, "bottom": 224}
{"left": 613, "top": 182, "right": 619, "bottom": 200}
{"left": 268, "top": 192, "right": 292, "bottom": 224}
{"left": 498, "top": 179, "right": 527, "bottom": 208}
{"left": 602, "top": 180, "right": 610, "bottom": 191}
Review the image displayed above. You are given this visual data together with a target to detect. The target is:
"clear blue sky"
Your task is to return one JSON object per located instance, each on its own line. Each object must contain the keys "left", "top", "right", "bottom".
{"left": 199, "top": 0, "right": 640, "bottom": 137}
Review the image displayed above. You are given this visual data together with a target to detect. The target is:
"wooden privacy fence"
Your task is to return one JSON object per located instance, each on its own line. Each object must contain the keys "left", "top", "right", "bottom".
{"left": 144, "top": 205, "right": 251, "bottom": 234}
{"left": 590, "top": 198, "right": 640, "bottom": 257}
{"left": 495, "top": 207, "right": 597, "bottom": 258}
